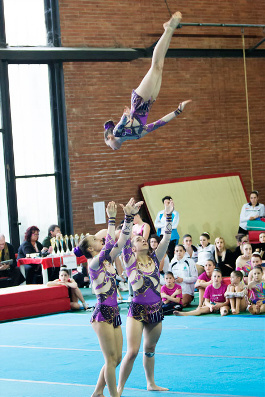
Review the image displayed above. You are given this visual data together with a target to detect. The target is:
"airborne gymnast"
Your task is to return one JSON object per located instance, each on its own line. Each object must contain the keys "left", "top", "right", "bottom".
{"left": 104, "top": 11, "right": 191, "bottom": 151}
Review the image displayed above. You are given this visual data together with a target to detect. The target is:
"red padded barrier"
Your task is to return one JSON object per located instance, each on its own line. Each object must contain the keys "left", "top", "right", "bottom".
{"left": 0, "top": 285, "right": 70, "bottom": 322}
{"left": 222, "top": 277, "right": 230, "bottom": 286}
{"left": 248, "top": 231, "right": 262, "bottom": 244}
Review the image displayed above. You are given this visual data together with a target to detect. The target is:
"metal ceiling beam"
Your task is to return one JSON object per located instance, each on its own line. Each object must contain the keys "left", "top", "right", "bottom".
{"left": 0, "top": 47, "right": 141, "bottom": 62}
{"left": 0, "top": 46, "right": 265, "bottom": 63}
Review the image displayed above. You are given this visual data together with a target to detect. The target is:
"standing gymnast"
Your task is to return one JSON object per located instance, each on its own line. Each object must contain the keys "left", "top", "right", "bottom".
{"left": 74, "top": 199, "right": 142, "bottom": 397}
{"left": 104, "top": 11, "right": 191, "bottom": 150}
{"left": 117, "top": 199, "right": 174, "bottom": 395}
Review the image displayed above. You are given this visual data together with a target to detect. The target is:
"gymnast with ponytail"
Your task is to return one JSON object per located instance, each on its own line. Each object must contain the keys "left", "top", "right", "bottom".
{"left": 74, "top": 198, "right": 142, "bottom": 397}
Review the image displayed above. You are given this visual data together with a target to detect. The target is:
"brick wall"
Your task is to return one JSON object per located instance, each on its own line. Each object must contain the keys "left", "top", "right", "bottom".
{"left": 59, "top": 1, "right": 265, "bottom": 234}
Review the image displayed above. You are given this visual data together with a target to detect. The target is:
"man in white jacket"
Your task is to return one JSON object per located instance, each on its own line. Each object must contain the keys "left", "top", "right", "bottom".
{"left": 169, "top": 244, "right": 198, "bottom": 307}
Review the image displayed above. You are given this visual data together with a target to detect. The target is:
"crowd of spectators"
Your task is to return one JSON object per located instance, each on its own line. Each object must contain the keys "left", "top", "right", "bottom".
{"left": 1, "top": 190, "right": 265, "bottom": 315}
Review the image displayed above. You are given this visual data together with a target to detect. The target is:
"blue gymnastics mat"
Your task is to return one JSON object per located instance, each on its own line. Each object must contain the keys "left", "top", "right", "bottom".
{"left": 0, "top": 296, "right": 264, "bottom": 397}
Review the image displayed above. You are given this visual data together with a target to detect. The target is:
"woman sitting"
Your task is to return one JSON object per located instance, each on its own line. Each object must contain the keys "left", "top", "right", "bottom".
{"left": 183, "top": 234, "right": 198, "bottom": 262}
{"left": 214, "top": 237, "right": 235, "bottom": 276}
{"left": 238, "top": 190, "right": 265, "bottom": 235}
{"left": 17, "top": 226, "right": 47, "bottom": 284}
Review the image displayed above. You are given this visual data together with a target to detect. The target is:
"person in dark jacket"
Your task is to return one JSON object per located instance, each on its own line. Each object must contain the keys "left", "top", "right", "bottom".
{"left": 18, "top": 226, "right": 46, "bottom": 284}
{"left": 0, "top": 233, "right": 24, "bottom": 286}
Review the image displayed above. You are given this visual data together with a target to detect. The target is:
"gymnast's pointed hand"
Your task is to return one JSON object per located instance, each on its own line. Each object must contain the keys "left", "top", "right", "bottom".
{"left": 164, "top": 199, "right": 174, "bottom": 215}
{"left": 179, "top": 99, "right": 192, "bottom": 112}
{"left": 120, "top": 198, "right": 143, "bottom": 216}
{"left": 106, "top": 201, "right": 117, "bottom": 218}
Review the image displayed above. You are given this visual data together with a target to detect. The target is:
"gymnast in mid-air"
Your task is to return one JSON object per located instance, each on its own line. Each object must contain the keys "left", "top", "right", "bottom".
{"left": 104, "top": 11, "right": 191, "bottom": 151}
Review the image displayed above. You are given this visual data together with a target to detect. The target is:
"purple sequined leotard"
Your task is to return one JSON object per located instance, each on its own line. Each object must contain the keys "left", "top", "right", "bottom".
{"left": 113, "top": 90, "right": 181, "bottom": 143}
{"left": 123, "top": 240, "right": 163, "bottom": 323}
{"left": 90, "top": 234, "right": 121, "bottom": 327}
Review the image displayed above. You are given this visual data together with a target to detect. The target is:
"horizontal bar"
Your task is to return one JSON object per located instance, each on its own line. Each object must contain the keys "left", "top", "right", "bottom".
{"left": 0, "top": 47, "right": 140, "bottom": 62}
{"left": 15, "top": 173, "right": 56, "bottom": 179}
{"left": 0, "top": 47, "right": 265, "bottom": 63}
{"left": 179, "top": 22, "right": 265, "bottom": 28}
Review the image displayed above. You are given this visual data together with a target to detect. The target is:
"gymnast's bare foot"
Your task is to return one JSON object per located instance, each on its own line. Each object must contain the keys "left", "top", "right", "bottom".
{"left": 147, "top": 384, "right": 169, "bottom": 391}
{"left": 256, "top": 301, "right": 261, "bottom": 314}
{"left": 91, "top": 391, "right": 105, "bottom": 397}
{"left": 248, "top": 305, "right": 256, "bottom": 314}
{"left": 173, "top": 310, "right": 185, "bottom": 316}
{"left": 163, "top": 11, "right": 182, "bottom": 30}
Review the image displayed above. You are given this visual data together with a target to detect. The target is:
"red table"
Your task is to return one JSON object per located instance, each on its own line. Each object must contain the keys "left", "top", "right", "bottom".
{"left": 17, "top": 254, "right": 87, "bottom": 284}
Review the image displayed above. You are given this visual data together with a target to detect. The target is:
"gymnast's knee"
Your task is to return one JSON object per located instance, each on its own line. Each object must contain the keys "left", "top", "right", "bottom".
{"left": 151, "top": 60, "right": 164, "bottom": 73}
{"left": 126, "top": 349, "right": 139, "bottom": 362}
{"left": 144, "top": 351, "right": 155, "bottom": 358}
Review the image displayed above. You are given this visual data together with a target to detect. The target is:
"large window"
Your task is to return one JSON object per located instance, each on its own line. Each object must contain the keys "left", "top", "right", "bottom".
{"left": 8, "top": 64, "right": 58, "bottom": 243}
{"left": 0, "top": 0, "right": 71, "bottom": 248}
{"left": 3, "top": 0, "right": 47, "bottom": 46}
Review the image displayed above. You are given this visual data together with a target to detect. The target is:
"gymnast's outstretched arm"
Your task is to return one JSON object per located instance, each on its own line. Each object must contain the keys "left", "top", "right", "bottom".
{"left": 142, "top": 99, "right": 191, "bottom": 137}
{"left": 155, "top": 199, "right": 174, "bottom": 262}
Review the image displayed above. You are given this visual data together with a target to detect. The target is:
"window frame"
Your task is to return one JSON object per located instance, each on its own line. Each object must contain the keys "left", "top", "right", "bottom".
{"left": 0, "top": 0, "right": 73, "bottom": 251}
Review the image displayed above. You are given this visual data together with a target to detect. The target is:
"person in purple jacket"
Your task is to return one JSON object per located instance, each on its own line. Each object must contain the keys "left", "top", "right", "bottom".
{"left": 75, "top": 199, "right": 142, "bottom": 397}
{"left": 104, "top": 11, "right": 191, "bottom": 150}
{"left": 117, "top": 199, "right": 174, "bottom": 395}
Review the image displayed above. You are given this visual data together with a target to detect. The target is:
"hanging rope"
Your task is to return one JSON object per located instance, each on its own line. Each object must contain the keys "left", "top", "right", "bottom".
{"left": 164, "top": 0, "right": 172, "bottom": 17}
{"left": 242, "top": 29, "right": 254, "bottom": 191}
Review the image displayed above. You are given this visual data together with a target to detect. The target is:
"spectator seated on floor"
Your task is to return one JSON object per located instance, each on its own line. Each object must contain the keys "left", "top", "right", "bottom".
{"left": 169, "top": 244, "right": 198, "bottom": 307}
{"left": 252, "top": 232, "right": 265, "bottom": 259}
{"left": 174, "top": 268, "right": 230, "bottom": 317}
{"left": 47, "top": 266, "right": 91, "bottom": 310}
{"left": 196, "top": 232, "right": 215, "bottom": 275}
{"left": 214, "top": 237, "right": 235, "bottom": 276}
{"left": 17, "top": 226, "right": 47, "bottom": 284}
{"left": 224, "top": 270, "right": 247, "bottom": 314}
{"left": 0, "top": 233, "right": 24, "bottom": 287}
{"left": 235, "top": 242, "right": 252, "bottom": 283}
{"left": 247, "top": 265, "right": 265, "bottom": 315}
{"left": 183, "top": 234, "right": 198, "bottom": 262}
{"left": 247, "top": 253, "right": 265, "bottom": 283}
{"left": 161, "top": 271, "right": 182, "bottom": 314}
{"left": 233, "top": 233, "right": 249, "bottom": 262}
{"left": 194, "top": 259, "right": 215, "bottom": 307}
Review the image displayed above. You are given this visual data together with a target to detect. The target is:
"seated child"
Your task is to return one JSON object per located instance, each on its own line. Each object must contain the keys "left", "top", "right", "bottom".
{"left": 174, "top": 268, "right": 229, "bottom": 316}
{"left": 169, "top": 244, "right": 198, "bottom": 307}
{"left": 47, "top": 266, "right": 91, "bottom": 310}
{"left": 195, "top": 260, "right": 215, "bottom": 307}
{"left": 247, "top": 265, "right": 265, "bottom": 315}
{"left": 248, "top": 252, "right": 265, "bottom": 283}
{"left": 252, "top": 232, "right": 265, "bottom": 259}
{"left": 161, "top": 271, "right": 182, "bottom": 314}
{"left": 224, "top": 270, "right": 247, "bottom": 314}
{"left": 236, "top": 242, "right": 252, "bottom": 283}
